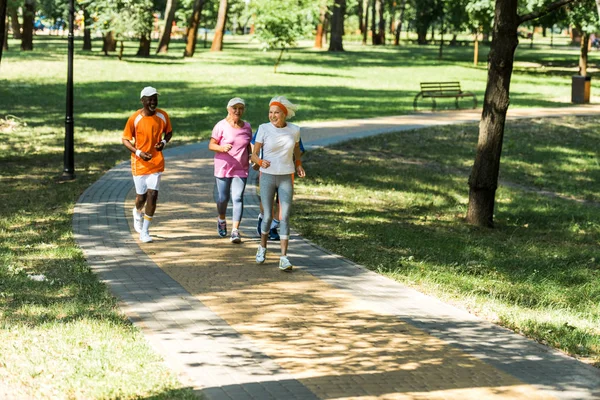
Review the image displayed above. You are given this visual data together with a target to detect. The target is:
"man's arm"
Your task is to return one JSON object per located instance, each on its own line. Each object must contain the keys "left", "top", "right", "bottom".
{"left": 123, "top": 138, "right": 152, "bottom": 161}
{"left": 155, "top": 131, "right": 173, "bottom": 151}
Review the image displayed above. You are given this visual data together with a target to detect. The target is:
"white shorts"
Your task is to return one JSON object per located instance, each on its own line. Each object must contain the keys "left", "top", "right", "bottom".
{"left": 133, "top": 172, "right": 162, "bottom": 195}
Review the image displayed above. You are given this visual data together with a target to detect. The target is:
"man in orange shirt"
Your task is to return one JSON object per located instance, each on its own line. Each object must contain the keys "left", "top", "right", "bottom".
{"left": 122, "top": 86, "right": 173, "bottom": 243}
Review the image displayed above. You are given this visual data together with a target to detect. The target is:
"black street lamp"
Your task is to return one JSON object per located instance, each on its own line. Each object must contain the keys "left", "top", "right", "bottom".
{"left": 60, "top": 0, "right": 75, "bottom": 181}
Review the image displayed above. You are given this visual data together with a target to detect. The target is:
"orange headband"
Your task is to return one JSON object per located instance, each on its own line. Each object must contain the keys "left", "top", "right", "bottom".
{"left": 270, "top": 101, "right": 288, "bottom": 116}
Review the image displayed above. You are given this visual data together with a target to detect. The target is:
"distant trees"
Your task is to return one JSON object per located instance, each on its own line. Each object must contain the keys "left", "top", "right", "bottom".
{"left": 251, "top": 0, "right": 318, "bottom": 71}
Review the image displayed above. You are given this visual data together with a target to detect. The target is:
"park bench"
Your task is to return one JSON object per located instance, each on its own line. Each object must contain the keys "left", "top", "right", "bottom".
{"left": 413, "top": 81, "right": 477, "bottom": 111}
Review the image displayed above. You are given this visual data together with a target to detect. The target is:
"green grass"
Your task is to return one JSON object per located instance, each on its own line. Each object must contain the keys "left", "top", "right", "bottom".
{"left": 0, "top": 34, "right": 598, "bottom": 396}
{"left": 293, "top": 116, "right": 600, "bottom": 366}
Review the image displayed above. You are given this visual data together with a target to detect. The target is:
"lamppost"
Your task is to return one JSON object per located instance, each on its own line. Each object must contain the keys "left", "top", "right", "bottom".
{"left": 60, "top": 0, "right": 75, "bottom": 181}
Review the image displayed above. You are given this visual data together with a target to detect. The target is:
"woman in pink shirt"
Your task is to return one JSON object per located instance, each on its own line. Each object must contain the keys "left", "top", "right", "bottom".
{"left": 208, "top": 98, "right": 253, "bottom": 243}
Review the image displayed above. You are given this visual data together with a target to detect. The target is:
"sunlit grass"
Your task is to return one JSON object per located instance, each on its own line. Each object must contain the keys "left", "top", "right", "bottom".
{"left": 0, "top": 34, "right": 598, "bottom": 396}
{"left": 294, "top": 116, "right": 600, "bottom": 366}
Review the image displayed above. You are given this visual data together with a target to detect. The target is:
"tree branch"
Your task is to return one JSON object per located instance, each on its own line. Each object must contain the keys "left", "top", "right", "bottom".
{"left": 519, "top": 0, "right": 578, "bottom": 24}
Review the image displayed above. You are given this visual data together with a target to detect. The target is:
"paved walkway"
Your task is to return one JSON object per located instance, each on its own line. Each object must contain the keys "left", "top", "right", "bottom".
{"left": 73, "top": 107, "right": 600, "bottom": 400}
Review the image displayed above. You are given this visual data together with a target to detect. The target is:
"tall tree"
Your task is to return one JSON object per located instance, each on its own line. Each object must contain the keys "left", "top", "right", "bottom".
{"left": 329, "top": 0, "right": 345, "bottom": 51}
{"left": 466, "top": 0, "right": 495, "bottom": 64}
{"left": 375, "top": 0, "right": 385, "bottom": 44}
{"left": 466, "top": 0, "right": 579, "bottom": 227}
{"left": 362, "top": 0, "right": 369, "bottom": 44}
{"left": 21, "top": 0, "right": 35, "bottom": 51}
{"left": 135, "top": 1, "right": 154, "bottom": 57}
{"left": 211, "top": 0, "right": 228, "bottom": 51}
{"left": 183, "top": 0, "right": 206, "bottom": 57}
{"left": 1, "top": 0, "right": 7, "bottom": 64}
{"left": 156, "top": 0, "right": 178, "bottom": 53}
{"left": 414, "top": 0, "right": 439, "bottom": 44}
{"left": 314, "top": 1, "right": 327, "bottom": 48}
{"left": 394, "top": 0, "right": 407, "bottom": 45}
{"left": 8, "top": 3, "right": 20, "bottom": 39}
{"left": 81, "top": 1, "right": 92, "bottom": 51}
{"left": 567, "top": 0, "right": 599, "bottom": 76}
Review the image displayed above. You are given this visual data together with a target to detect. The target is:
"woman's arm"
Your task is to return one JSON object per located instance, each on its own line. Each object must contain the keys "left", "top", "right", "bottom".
{"left": 293, "top": 141, "right": 305, "bottom": 178}
{"left": 251, "top": 142, "right": 270, "bottom": 169}
{"left": 208, "top": 138, "right": 232, "bottom": 153}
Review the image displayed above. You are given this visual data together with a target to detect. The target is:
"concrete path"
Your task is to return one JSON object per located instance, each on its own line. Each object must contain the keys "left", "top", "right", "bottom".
{"left": 73, "top": 106, "right": 600, "bottom": 400}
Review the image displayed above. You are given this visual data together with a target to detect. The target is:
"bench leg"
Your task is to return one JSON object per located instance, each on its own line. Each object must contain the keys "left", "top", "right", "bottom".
{"left": 472, "top": 95, "right": 477, "bottom": 109}
{"left": 432, "top": 99, "right": 437, "bottom": 112}
{"left": 413, "top": 93, "right": 422, "bottom": 111}
{"left": 455, "top": 97, "right": 460, "bottom": 109}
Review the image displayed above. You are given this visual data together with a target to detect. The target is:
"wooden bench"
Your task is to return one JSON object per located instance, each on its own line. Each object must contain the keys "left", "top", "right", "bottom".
{"left": 413, "top": 82, "right": 477, "bottom": 111}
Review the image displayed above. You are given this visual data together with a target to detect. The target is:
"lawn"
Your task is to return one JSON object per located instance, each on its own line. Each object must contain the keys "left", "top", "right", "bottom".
{"left": 293, "top": 116, "right": 600, "bottom": 366}
{"left": 0, "top": 33, "right": 598, "bottom": 396}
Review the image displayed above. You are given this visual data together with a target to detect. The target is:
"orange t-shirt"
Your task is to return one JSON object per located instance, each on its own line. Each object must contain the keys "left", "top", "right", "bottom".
{"left": 123, "top": 109, "right": 172, "bottom": 176}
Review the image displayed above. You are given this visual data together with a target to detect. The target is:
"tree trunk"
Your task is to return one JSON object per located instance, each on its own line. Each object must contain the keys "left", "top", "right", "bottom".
{"left": 103, "top": 31, "right": 117, "bottom": 55}
{"left": 529, "top": 29, "right": 534, "bottom": 48}
{"left": 137, "top": 33, "right": 151, "bottom": 57}
{"left": 9, "top": 6, "right": 20, "bottom": 39}
{"left": 274, "top": 47, "right": 284, "bottom": 73}
{"left": 21, "top": 0, "right": 34, "bottom": 51}
{"left": 466, "top": 0, "right": 520, "bottom": 228}
{"left": 328, "top": 0, "right": 345, "bottom": 52}
{"left": 156, "top": 0, "right": 178, "bottom": 53}
{"left": 438, "top": 16, "right": 444, "bottom": 59}
{"left": 358, "top": 0, "right": 364, "bottom": 34}
{"left": 362, "top": 0, "right": 369, "bottom": 45}
{"left": 184, "top": 0, "right": 205, "bottom": 57}
{"left": 596, "top": 0, "right": 600, "bottom": 20}
{"left": 82, "top": 7, "right": 92, "bottom": 51}
{"left": 579, "top": 31, "right": 589, "bottom": 76}
{"left": 473, "top": 28, "right": 480, "bottom": 65}
{"left": 1, "top": 0, "right": 7, "bottom": 64}
{"left": 315, "top": 5, "right": 326, "bottom": 48}
{"left": 371, "top": 0, "right": 378, "bottom": 44}
{"left": 377, "top": 0, "right": 385, "bottom": 44}
{"left": 210, "top": 0, "right": 228, "bottom": 52}
{"left": 394, "top": 0, "right": 407, "bottom": 45}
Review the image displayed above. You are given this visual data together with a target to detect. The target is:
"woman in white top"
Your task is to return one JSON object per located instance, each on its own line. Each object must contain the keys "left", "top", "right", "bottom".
{"left": 250, "top": 96, "right": 306, "bottom": 271}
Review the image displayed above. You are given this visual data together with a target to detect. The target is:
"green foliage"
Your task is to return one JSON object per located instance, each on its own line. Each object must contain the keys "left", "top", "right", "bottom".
{"left": 412, "top": 0, "right": 441, "bottom": 39}
{"left": 251, "top": 0, "right": 319, "bottom": 51}
{"left": 90, "top": 0, "right": 154, "bottom": 40}
{"left": 567, "top": 0, "right": 600, "bottom": 33}
{"left": 465, "top": 0, "right": 494, "bottom": 32}
{"left": 524, "top": 0, "right": 569, "bottom": 30}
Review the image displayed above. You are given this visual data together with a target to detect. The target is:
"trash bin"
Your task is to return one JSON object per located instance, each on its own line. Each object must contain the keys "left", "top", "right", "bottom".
{"left": 572, "top": 75, "right": 591, "bottom": 104}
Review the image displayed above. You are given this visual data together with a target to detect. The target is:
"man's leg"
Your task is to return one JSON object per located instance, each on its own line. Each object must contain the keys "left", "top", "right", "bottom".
{"left": 132, "top": 175, "right": 148, "bottom": 234}
{"left": 139, "top": 173, "right": 162, "bottom": 243}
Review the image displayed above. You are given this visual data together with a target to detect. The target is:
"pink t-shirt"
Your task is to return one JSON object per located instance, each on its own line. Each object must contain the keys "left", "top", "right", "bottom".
{"left": 211, "top": 119, "right": 253, "bottom": 178}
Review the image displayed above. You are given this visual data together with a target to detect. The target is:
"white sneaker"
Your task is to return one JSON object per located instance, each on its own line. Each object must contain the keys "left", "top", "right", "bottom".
{"left": 256, "top": 245, "right": 266, "bottom": 264}
{"left": 132, "top": 207, "right": 143, "bottom": 233}
{"left": 139, "top": 231, "right": 153, "bottom": 243}
{"left": 279, "top": 256, "right": 293, "bottom": 272}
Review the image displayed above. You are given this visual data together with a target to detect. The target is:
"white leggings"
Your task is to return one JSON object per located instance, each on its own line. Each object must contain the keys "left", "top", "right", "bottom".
{"left": 260, "top": 173, "right": 293, "bottom": 240}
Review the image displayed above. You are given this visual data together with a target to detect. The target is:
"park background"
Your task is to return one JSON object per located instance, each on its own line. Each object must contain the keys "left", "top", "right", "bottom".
{"left": 1, "top": 0, "right": 600, "bottom": 398}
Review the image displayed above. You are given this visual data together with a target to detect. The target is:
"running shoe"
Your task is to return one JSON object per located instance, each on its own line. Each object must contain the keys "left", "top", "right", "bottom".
{"left": 132, "top": 207, "right": 143, "bottom": 233}
{"left": 139, "top": 231, "right": 152, "bottom": 243}
{"left": 256, "top": 245, "right": 267, "bottom": 264}
{"left": 230, "top": 230, "right": 241, "bottom": 244}
{"left": 279, "top": 256, "right": 293, "bottom": 272}
{"left": 217, "top": 220, "right": 227, "bottom": 237}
